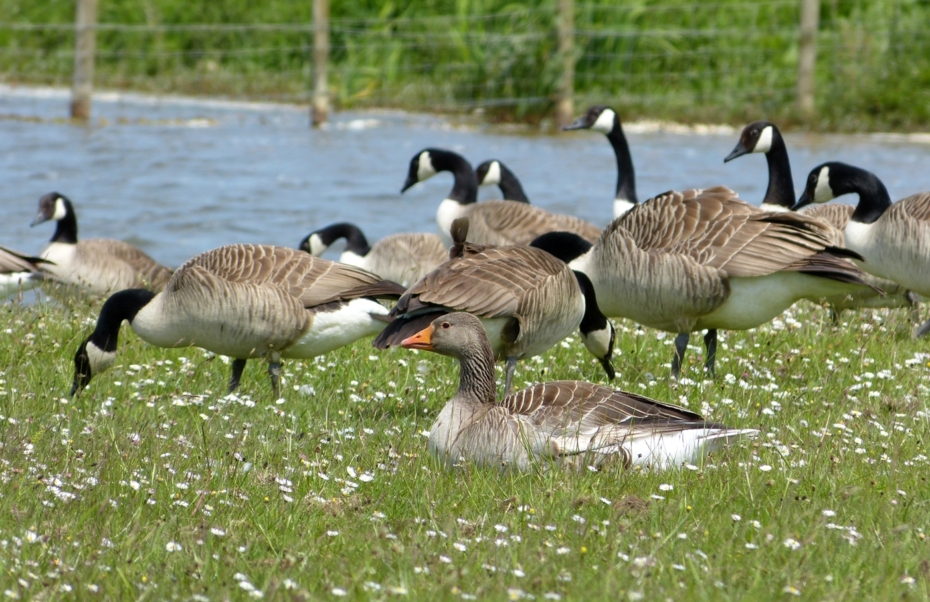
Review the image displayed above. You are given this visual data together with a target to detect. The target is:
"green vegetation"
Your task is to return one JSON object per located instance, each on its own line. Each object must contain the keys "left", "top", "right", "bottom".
{"left": 1, "top": 0, "right": 929, "bottom": 130}
{"left": 1, "top": 296, "right": 929, "bottom": 599}
{"left": 0, "top": 0, "right": 930, "bottom": 131}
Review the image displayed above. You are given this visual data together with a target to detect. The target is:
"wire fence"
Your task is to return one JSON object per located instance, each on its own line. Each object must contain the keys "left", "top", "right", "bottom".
{"left": 0, "top": 0, "right": 928, "bottom": 128}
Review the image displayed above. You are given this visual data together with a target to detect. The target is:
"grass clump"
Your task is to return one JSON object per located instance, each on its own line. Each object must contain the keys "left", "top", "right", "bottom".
{"left": 0, "top": 297, "right": 929, "bottom": 599}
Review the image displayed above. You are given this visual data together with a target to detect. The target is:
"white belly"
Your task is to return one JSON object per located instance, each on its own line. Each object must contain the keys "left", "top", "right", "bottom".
{"left": 845, "top": 220, "right": 930, "bottom": 296}
{"left": 284, "top": 299, "right": 389, "bottom": 358}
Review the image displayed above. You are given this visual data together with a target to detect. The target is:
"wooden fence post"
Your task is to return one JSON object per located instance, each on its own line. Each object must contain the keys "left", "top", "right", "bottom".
{"left": 797, "top": 0, "right": 820, "bottom": 120}
{"left": 555, "top": 0, "right": 575, "bottom": 128}
{"left": 311, "top": 0, "right": 330, "bottom": 127}
{"left": 71, "top": 0, "right": 98, "bottom": 121}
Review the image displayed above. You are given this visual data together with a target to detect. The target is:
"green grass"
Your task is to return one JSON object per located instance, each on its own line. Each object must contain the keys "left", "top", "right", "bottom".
{"left": 1, "top": 296, "right": 930, "bottom": 599}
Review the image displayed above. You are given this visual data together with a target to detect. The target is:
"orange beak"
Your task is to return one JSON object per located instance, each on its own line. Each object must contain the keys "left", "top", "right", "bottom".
{"left": 401, "top": 324, "right": 434, "bottom": 350}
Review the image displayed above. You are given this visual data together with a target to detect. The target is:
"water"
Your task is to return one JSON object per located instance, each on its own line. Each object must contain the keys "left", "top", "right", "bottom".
{"left": 2, "top": 86, "right": 929, "bottom": 268}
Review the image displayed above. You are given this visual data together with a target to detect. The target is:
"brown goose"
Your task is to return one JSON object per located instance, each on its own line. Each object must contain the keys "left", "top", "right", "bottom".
{"left": 531, "top": 186, "right": 876, "bottom": 377}
{"left": 31, "top": 192, "right": 173, "bottom": 296}
{"left": 299, "top": 222, "right": 447, "bottom": 286}
{"left": 724, "top": 122, "right": 917, "bottom": 319}
{"left": 71, "top": 244, "right": 406, "bottom": 397}
{"left": 402, "top": 148, "right": 602, "bottom": 246}
{"left": 373, "top": 218, "right": 615, "bottom": 396}
{"left": 401, "top": 312, "right": 757, "bottom": 470}
{"left": 0, "top": 246, "right": 54, "bottom": 298}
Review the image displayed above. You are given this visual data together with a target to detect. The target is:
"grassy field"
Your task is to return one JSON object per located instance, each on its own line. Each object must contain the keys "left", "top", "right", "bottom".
{"left": 0, "top": 295, "right": 929, "bottom": 600}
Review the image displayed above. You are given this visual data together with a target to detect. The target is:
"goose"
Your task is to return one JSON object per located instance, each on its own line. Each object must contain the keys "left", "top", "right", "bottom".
{"left": 373, "top": 218, "right": 616, "bottom": 396}
{"left": 0, "top": 246, "right": 54, "bottom": 298}
{"left": 401, "top": 312, "right": 757, "bottom": 470}
{"left": 71, "top": 244, "right": 407, "bottom": 397}
{"left": 794, "top": 162, "right": 930, "bottom": 333}
{"left": 299, "top": 222, "right": 447, "bottom": 286}
{"left": 724, "top": 121, "right": 920, "bottom": 319}
{"left": 530, "top": 186, "right": 876, "bottom": 377}
{"left": 563, "top": 105, "right": 639, "bottom": 218}
{"left": 31, "top": 192, "right": 174, "bottom": 296}
{"left": 474, "top": 159, "right": 531, "bottom": 203}
{"left": 402, "top": 148, "right": 602, "bottom": 247}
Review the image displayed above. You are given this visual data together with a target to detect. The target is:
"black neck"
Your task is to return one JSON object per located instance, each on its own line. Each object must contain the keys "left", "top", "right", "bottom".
{"left": 321, "top": 223, "right": 371, "bottom": 256}
{"left": 529, "top": 231, "right": 592, "bottom": 264}
{"left": 832, "top": 164, "right": 893, "bottom": 224}
{"left": 430, "top": 149, "right": 479, "bottom": 205}
{"left": 762, "top": 129, "right": 796, "bottom": 209}
{"left": 575, "top": 271, "right": 608, "bottom": 336}
{"left": 52, "top": 197, "right": 78, "bottom": 244}
{"left": 89, "top": 289, "right": 156, "bottom": 352}
{"left": 456, "top": 333, "right": 499, "bottom": 404}
{"left": 497, "top": 164, "right": 530, "bottom": 204}
{"left": 607, "top": 116, "right": 638, "bottom": 204}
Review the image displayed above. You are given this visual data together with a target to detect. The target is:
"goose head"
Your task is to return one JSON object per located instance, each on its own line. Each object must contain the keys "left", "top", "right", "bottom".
{"left": 724, "top": 121, "right": 777, "bottom": 162}
{"left": 794, "top": 163, "right": 839, "bottom": 209}
{"left": 528, "top": 231, "right": 594, "bottom": 265}
{"left": 475, "top": 160, "right": 502, "bottom": 186}
{"left": 299, "top": 222, "right": 370, "bottom": 258}
{"left": 31, "top": 192, "right": 72, "bottom": 227}
{"left": 563, "top": 105, "right": 618, "bottom": 134}
{"left": 400, "top": 312, "right": 492, "bottom": 361}
{"left": 574, "top": 271, "right": 616, "bottom": 380}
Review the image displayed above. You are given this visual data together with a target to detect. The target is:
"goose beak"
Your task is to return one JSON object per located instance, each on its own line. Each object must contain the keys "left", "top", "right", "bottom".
{"left": 562, "top": 116, "right": 588, "bottom": 131}
{"left": 30, "top": 212, "right": 49, "bottom": 227}
{"left": 792, "top": 190, "right": 813, "bottom": 211}
{"left": 723, "top": 141, "right": 748, "bottom": 163}
{"left": 401, "top": 324, "right": 434, "bottom": 350}
{"left": 401, "top": 175, "right": 417, "bottom": 193}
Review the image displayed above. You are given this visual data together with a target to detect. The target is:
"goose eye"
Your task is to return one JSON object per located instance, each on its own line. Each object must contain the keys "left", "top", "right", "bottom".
{"left": 750, "top": 129, "right": 758, "bottom": 137}
{"left": 441, "top": 322, "right": 451, "bottom": 330}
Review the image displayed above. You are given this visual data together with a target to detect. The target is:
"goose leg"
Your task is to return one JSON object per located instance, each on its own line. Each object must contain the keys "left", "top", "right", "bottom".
{"left": 228, "top": 358, "right": 247, "bottom": 393}
{"left": 703, "top": 329, "right": 718, "bottom": 377}
{"left": 915, "top": 318, "right": 930, "bottom": 339}
{"left": 504, "top": 356, "right": 517, "bottom": 398}
{"left": 268, "top": 356, "right": 282, "bottom": 398}
{"left": 671, "top": 333, "right": 690, "bottom": 378}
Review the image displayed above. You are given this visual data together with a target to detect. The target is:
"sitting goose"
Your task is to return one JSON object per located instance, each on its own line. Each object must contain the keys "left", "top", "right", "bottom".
{"left": 531, "top": 186, "right": 876, "bottom": 377}
{"left": 0, "top": 246, "right": 53, "bottom": 298}
{"left": 299, "top": 222, "right": 447, "bottom": 286}
{"left": 724, "top": 121, "right": 920, "bottom": 320}
{"left": 794, "top": 162, "right": 930, "bottom": 334}
{"left": 401, "top": 312, "right": 757, "bottom": 471}
{"left": 474, "top": 159, "right": 531, "bottom": 203}
{"left": 563, "top": 105, "right": 639, "bottom": 218}
{"left": 402, "top": 148, "right": 602, "bottom": 247}
{"left": 31, "top": 192, "right": 173, "bottom": 296}
{"left": 373, "top": 218, "right": 615, "bottom": 396}
{"left": 71, "top": 244, "right": 406, "bottom": 397}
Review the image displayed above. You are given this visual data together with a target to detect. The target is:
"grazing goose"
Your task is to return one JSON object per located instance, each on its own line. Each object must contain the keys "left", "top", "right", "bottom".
{"left": 31, "top": 192, "right": 173, "bottom": 296}
{"left": 373, "top": 218, "right": 616, "bottom": 396}
{"left": 299, "top": 222, "right": 447, "bottom": 286}
{"left": 475, "top": 159, "right": 531, "bottom": 203}
{"left": 71, "top": 244, "right": 406, "bottom": 397}
{"left": 794, "top": 162, "right": 930, "bottom": 332}
{"left": 725, "top": 121, "right": 919, "bottom": 319}
{"left": 402, "top": 148, "right": 602, "bottom": 246}
{"left": 563, "top": 105, "right": 639, "bottom": 218}
{"left": 531, "top": 187, "right": 876, "bottom": 377}
{"left": 401, "top": 312, "right": 757, "bottom": 470}
{"left": 0, "top": 246, "right": 53, "bottom": 298}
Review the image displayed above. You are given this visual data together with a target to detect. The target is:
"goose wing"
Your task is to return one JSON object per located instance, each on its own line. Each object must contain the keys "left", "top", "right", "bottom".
{"left": 366, "top": 233, "right": 448, "bottom": 284}
{"left": 468, "top": 201, "right": 602, "bottom": 246}
{"left": 798, "top": 203, "right": 853, "bottom": 231}
{"left": 78, "top": 238, "right": 174, "bottom": 290}
{"left": 0, "top": 246, "right": 49, "bottom": 273}
{"left": 889, "top": 192, "right": 930, "bottom": 222}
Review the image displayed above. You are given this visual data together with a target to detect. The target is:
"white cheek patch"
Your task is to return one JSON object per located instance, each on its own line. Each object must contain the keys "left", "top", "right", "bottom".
{"left": 753, "top": 126, "right": 773, "bottom": 154}
{"left": 814, "top": 166, "right": 833, "bottom": 202}
{"left": 582, "top": 326, "right": 613, "bottom": 358}
{"left": 52, "top": 197, "right": 68, "bottom": 221}
{"left": 591, "top": 109, "right": 616, "bottom": 134}
{"left": 308, "top": 233, "right": 327, "bottom": 256}
{"left": 86, "top": 340, "right": 117, "bottom": 374}
{"left": 417, "top": 151, "right": 436, "bottom": 181}
{"left": 481, "top": 161, "right": 501, "bottom": 186}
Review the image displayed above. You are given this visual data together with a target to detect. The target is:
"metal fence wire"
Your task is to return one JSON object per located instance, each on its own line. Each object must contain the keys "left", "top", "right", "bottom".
{"left": 0, "top": 0, "right": 927, "bottom": 126}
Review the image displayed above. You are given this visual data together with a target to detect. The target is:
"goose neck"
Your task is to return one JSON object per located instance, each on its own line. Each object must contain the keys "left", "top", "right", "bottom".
{"left": 89, "top": 289, "right": 157, "bottom": 352}
{"left": 434, "top": 151, "right": 479, "bottom": 205}
{"left": 454, "top": 337, "right": 499, "bottom": 405}
{"left": 51, "top": 201, "right": 78, "bottom": 244}
{"left": 762, "top": 132, "right": 795, "bottom": 209}
{"left": 499, "top": 167, "right": 530, "bottom": 203}
{"left": 847, "top": 168, "right": 892, "bottom": 224}
{"left": 607, "top": 124, "right": 638, "bottom": 204}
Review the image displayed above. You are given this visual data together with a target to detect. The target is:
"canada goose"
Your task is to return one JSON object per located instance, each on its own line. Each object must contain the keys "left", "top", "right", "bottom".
{"left": 0, "top": 246, "right": 53, "bottom": 298}
{"left": 531, "top": 187, "right": 876, "bottom": 377}
{"left": 299, "top": 222, "right": 447, "bottom": 286}
{"left": 563, "top": 105, "right": 639, "bottom": 218}
{"left": 402, "top": 148, "right": 602, "bottom": 246}
{"left": 373, "top": 218, "right": 615, "bottom": 396}
{"left": 474, "top": 159, "right": 531, "bottom": 203}
{"left": 71, "top": 244, "right": 406, "bottom": 397}
{"left": 31, "top": 192, "right": 173, "bottom": 296}
{"left": 401, "top": 312, "right": 757, "bottom": 470}
{"left": 794, "top": 162, "right": 930, "bottom": 332}
{"left": 725, "top": 121, "right": 920, "bottom": 319}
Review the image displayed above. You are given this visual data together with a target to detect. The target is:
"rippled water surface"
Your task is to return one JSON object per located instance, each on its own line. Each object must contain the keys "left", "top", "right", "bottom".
{"left": 2, "top": 87, "right": 930, "bottom": 268}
